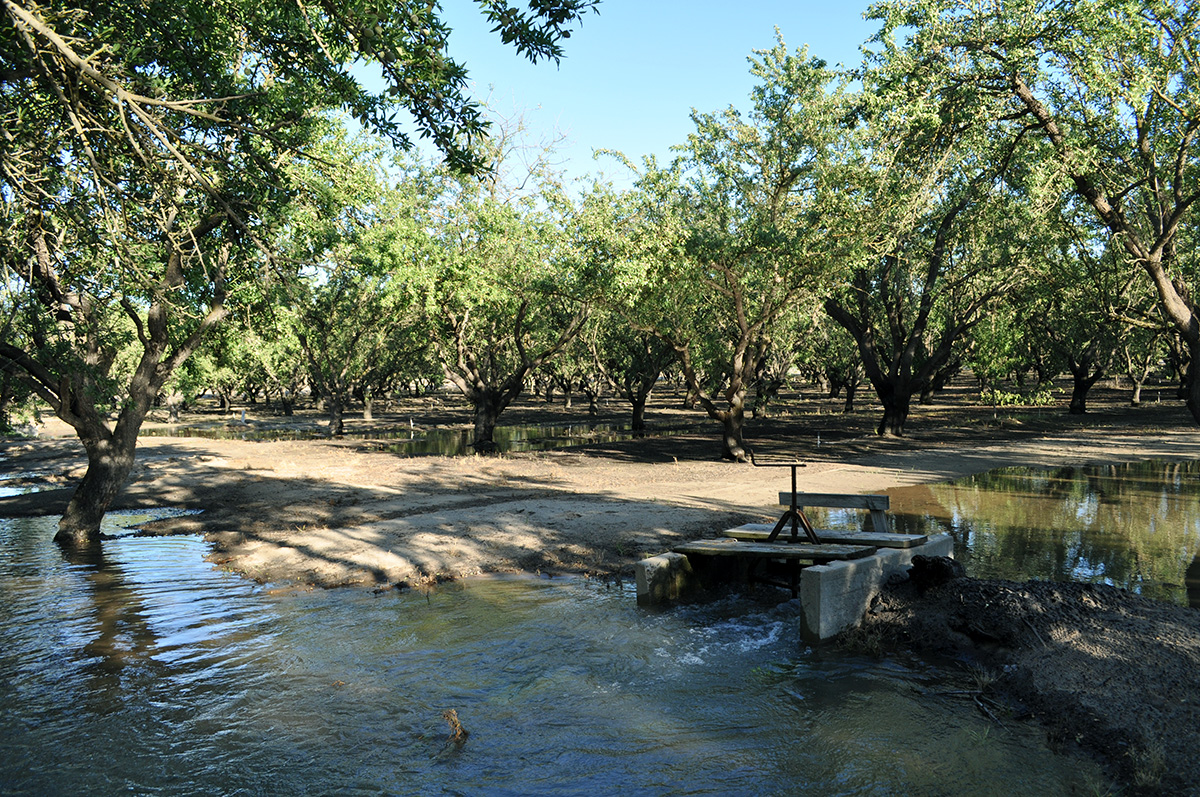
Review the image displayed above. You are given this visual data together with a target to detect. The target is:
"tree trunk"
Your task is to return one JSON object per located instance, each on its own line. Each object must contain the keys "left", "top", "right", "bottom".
{"left": 166, "top": 392, "right": 183, "bottom": 424}
{"left": 1130, "top": 380, "right": 1144, "bottom": 406}
{"left": 0, "top": 377, "right": 12, "bottom": 434}
{"left": 720, "top": 407, "right": 748, "bottom": 461}
{"left": 362, "top": 388, "right": 374, "bottom": 421}
{"left": 1068, "top": 355, "right": 1103, "bottom": 415}
{"left": 328, "top": 394, "right": 345, "bottom": 436}
{"left": 631, "top": 396, "right": 647, "bottom": 432}
{"left": 56, "top": 436, "right": 138, "bottom": 546}
{"left": 843, "top": 381, "right": 857, "bottom": 414}
{"left": 472, "top": 397, "right": 503, "bottom": 453}
{"left": 877, "top": 386, "right": 911, "bottom": 437}
{"left": 1186, "top": 341, "right": 1200, "bottom": 425}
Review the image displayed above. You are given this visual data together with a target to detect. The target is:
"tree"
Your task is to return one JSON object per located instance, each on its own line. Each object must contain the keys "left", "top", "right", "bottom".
{"left": 588, "top": 311, "right": 676, "bottom": 431}
{"left": 0, "top": 0, "right": 595, "bottom": 546}
{"left": 409, "top": 126, "right": 588, "bottom": 452}
{"left": 793, "top": 309, "right": 863, "bottom": 413}
{"left": 868, "top": 0, "right": 1200, "bottom": 423}
{"left": 607, "top": 41, "right": 847, "bottom": 460}
{"left": 279, "top": 129, "right": 428, "bottom": 436}
{"left": 821, "top": 34, "right": 1038, "bottom": 436}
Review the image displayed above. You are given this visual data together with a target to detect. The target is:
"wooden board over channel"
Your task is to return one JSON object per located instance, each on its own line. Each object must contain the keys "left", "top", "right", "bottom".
{"left": 724, "top": 523, "right": 928, "bottom": 549}
{"left": 673, "top": 538, "right": 876, "bottom": 561}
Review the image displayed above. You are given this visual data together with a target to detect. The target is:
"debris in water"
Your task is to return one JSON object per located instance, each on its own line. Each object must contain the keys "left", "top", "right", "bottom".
{"left": 442, "top": 709, "right": 468, "bottom": 744}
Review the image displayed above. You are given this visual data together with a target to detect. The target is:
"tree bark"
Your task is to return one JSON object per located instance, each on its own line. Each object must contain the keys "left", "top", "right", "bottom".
{"left": 1186, "top": 341, "right": 1200, "bottom": 423}
{"left": 1067, "top": 354, "right": 1104, "bottom": 415}
{"left": 631, "top": 396, "right": 647, "bottom": 432}
{"left": 56, "top": 434, "right": 138, "bottom": 546}
{"left": 472, "top": 394, "right": 503, "bottom": 453}
{"left": 877, "top": 387, "right": 911, "bottom": 437}
{"left": 327, "top": 394, "right": 345, "bottom": 436}
{"left": 718, "top": 396, "right": 748, "bottom": 462}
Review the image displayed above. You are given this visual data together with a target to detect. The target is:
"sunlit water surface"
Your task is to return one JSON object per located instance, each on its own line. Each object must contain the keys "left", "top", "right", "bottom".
{"left": 865, "top": 459, "right": 1200, "bottom": 607}
{"left": 0, "top": 512, "right": 1102, "bottom": 795}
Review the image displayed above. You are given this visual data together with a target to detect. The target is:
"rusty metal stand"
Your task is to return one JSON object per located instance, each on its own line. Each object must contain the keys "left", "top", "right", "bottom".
{"left": 748, "top": 451, "right": 821, "bottom": 545}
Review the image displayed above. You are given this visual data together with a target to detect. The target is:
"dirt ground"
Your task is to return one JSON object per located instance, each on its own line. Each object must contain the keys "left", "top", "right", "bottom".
{"left": 3, "top": 384, "right": 1200, "bottom": 793}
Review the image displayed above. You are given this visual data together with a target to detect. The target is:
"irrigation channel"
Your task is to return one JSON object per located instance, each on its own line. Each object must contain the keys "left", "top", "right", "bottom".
{"left": 4, "top": 458, "right": 1198, "bottom": 794}
{"left": 142, "top": 419, "right": 704, "bottom": 455}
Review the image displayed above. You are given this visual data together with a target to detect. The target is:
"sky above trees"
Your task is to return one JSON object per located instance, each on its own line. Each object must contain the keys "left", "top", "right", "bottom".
{"left": 407, "top": 0, "right": 876, "bottom": 184}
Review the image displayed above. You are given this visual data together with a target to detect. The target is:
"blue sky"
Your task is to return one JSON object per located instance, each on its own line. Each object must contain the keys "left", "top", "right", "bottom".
{"left": 425, "top": 1, "right": 878, "bottom": 185}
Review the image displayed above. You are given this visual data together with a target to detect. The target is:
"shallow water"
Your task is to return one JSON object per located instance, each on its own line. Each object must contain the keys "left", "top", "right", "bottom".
{"left": 807, "top": 459, "right": 1200, "bottom": 607}
{"left": 142, "top": 419, "right": 700, "bottom": 455}
{"left": 0, "top": 512, "right": 1101, "bottom": 795}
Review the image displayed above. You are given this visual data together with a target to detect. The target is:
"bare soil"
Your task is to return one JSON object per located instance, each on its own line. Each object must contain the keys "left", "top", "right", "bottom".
{"left": 3, "top": 384, "right": 1199, "bottom": 793}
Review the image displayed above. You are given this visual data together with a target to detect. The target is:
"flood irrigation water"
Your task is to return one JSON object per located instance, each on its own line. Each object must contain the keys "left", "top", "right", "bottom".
{"left": 797, "top": 460, "right": 1200, "bottom": 609}
{"left": 142, "top": 419, "right": 702, "bottom": 456}
{"left": 0, "top": 508, "right": 1105, "bottom": 795}
{"left": 10, "top": 459, "right": 1200, "bottom": 793}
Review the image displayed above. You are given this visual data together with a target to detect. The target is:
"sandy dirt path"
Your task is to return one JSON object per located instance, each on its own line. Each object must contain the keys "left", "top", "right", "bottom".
{"left": 4, "top": 400, "right": 1198, "bottom": 588}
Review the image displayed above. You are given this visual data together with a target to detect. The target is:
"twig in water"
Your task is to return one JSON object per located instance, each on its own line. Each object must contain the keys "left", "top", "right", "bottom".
{"left": 443, "top": 709, "right": 469, "bottom": 744}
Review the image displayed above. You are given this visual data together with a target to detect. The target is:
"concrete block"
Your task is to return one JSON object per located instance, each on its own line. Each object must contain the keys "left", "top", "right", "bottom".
{"left": 635, "top": 552, "right": 697, "bottom": 606}
{"left": 799, "top": 533, "right": 953, "bottom": 643}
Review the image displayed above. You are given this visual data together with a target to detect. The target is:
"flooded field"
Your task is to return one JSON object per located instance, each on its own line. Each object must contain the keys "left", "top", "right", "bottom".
{"left": 0, "top": 511, "right": 1102, "bottom": 795}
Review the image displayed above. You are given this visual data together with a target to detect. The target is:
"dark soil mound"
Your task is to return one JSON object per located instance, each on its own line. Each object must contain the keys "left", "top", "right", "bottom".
{"left": 841, "top": 577, "right": 1200, "bottom": 794}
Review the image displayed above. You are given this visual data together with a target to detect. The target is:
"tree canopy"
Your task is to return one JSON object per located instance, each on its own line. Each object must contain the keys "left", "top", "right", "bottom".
{"left": 0, "top": 0, "right": 596, "bottom": 544}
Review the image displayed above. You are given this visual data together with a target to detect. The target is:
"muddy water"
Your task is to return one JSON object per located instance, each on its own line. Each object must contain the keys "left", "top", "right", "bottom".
{"left": 0, "top": 513, "right": 1102, "bottom": 795}
{"left": 809, "top": 459, "right": 1200, "bottom": 607}
{"left": 143, "top": 420, "right": 700, "bottom": 455}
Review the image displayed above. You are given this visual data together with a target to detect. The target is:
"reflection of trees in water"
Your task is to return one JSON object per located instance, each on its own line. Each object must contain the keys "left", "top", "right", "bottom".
{"left": 890, "top": 461, "right": 1200, "bottom": 605}
{"left": 60, "top": 541, "right": 162, "bottom": 690}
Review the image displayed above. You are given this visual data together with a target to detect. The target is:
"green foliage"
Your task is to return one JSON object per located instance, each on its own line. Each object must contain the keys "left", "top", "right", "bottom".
{"left": 597, "top": 39, "right": 850, "bottom": 456}
{"left": 865, "top": 0, "right": 1200, "bottom": 422}
{"left": 390, "top": 117, "right": 590, "bottom": 446}
{"left": 978, "top": 387, "right": 1058, "bottom": 408}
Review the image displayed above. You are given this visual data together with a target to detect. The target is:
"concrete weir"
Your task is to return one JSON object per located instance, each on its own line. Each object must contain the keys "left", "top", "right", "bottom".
{"left": 636, "top": 531, "right": 954, "bottom": 643}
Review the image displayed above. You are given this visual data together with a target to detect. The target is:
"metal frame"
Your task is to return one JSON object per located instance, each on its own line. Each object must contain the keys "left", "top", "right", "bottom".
{"left": 748, "top": 450, "right": 821, "bottom": 545}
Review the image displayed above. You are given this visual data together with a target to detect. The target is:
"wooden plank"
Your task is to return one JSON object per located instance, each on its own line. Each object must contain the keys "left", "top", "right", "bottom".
{"left": 724, "top": 524, "right": 927, "bottom": 549}
{"left": 777, "top": 492, "right": 890, "bottom": 510}
{"left": 674, "top": 538, "right": 876, "bottom": 561}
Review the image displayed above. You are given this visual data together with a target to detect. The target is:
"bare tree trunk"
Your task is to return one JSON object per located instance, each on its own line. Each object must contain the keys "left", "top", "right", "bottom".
{"left": 472, "top": 396, "right": 503, "bottom": 453}
{"left": 719, "top": 400, "right": 748, "bottom": 462}
{"left": 631, "top": 396, "right": 647, "bottom": 432}
{"left": 56, "top": 436, "right": 137, "bottom": 545}
{"left": 1067, "top": 354, "right": 1103, "bottom": 415}
{"left": 1186, "top": 341, "right": 1200, "bottom": 424}
{"left": 327, "top": 394, "right": 345, "bottom": 436}
{"left": 166, "top": 392, "right": 184, "bottom": 424}
{"left": 877, "top": 386, "right": 911, "bottom": 437}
